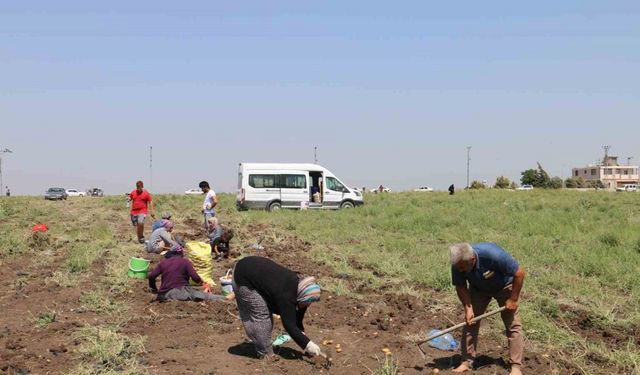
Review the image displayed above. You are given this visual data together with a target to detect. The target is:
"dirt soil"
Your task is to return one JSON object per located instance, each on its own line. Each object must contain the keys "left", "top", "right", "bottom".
{"left": 1, "top": 221, "right": 582, "bottom": 375}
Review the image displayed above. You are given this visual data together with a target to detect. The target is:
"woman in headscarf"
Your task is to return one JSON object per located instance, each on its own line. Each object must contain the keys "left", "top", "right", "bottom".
{"left": 145, "top": 219, "right": 176, "bottom": 254}
{"left": 232, "top": 256, "right": 322, "bottom": 359}
{"left": 148, "top": 244, "right": 226, "bottom": 302}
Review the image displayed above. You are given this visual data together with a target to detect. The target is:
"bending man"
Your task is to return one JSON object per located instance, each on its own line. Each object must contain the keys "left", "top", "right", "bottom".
{"left": 449, "top": 242, "right": 525, "bottom": 375}
{"left": 232, "top": 256, "right": 322, "bottom": 359}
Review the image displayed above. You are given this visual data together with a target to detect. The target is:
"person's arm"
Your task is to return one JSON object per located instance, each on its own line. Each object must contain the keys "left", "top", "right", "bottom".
{"left": 455, "top": 285, "right": 475, "bottom": 326}
{"left": 148, "top": 264, "right": 162, "bottom": 292}
{"left": 279, "top": 301, "right": 311, "bottom": 350}
{"left": 506, "top": 266, "right": 525, "bottom": 310}
{"left": 185, "top": 259, "right": 203, "bottom": 285}
{"left": 148, "top": 196, "right": 156, "bottom": 219}
{"left": 296, "top": 307, "right": 306, "bottom": 332}
{"left": 159, "top": 231, "right": 176, "bottom": 247}
{"left": 211, "top": 194, "right": 218, "bottom": 208}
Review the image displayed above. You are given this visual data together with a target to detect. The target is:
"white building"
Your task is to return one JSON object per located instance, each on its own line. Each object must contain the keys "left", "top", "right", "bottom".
{"left": 572, "top": 156, "right": 639, "bottom": 191}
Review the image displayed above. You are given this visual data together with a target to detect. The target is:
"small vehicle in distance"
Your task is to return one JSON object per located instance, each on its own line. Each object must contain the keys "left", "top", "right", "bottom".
{"left": 185, "top": 188, "right": 203, "bottom": 195}
{"left": 45, "top": 187, "right": 68, "bottom": 200}
{"left": 66, "top": 189, "right": 86, "bottom": 197}
{"left": 89, "top": 188, "right": 104, "bottom": 197}
{"left": 413, "top": 186, "right": 435, "bottom": 192}
{"left": 516, "top": 184, "right": 534, "bottom": 191}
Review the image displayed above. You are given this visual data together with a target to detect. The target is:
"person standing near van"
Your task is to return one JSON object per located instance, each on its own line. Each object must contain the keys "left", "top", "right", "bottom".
{"left": 199, "top": 181, "right": 218, "bottom": 229}
{"left": 129, "top": 180, "right": 155, "bottom": 244}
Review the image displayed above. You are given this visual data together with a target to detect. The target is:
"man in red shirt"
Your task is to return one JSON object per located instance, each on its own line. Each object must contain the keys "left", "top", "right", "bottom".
{"left": 129, "top": 180, "right": 156, "bottom": 244}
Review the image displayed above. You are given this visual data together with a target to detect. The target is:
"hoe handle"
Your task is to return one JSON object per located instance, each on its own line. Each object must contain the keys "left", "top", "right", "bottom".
{"left": 417, "top": 306, "right": 506, "bottom": 346}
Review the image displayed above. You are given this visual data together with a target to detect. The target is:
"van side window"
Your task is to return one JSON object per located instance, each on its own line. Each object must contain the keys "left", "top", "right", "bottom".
{"left": 281, "top": 174, "right": 306, "bottom": 189}
{"left": 326, "top": 177, "right": 345, "bottom": 192}
{"left": 249, "top": 174, "right": 277, "bottom": 188}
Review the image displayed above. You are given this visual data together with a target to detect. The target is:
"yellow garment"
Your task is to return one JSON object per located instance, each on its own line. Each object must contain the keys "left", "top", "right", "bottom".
{"left": 185, "top": 241, "right": 216, "bottom": 286}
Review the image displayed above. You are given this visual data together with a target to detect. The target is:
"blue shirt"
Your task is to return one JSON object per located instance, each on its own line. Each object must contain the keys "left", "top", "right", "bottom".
{"left": 151, "top": 219, "right": 164, "bottom": 231}
{"left": 451, "top": 243, "right": 519, "bottom": 293}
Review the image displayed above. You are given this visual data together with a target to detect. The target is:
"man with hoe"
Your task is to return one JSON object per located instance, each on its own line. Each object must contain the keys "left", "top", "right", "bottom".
{"left": 129, "top": 180, "right": 156, "bottom": 244}
{"left": 449, "top": 242, "right": 525, "bottom": 375}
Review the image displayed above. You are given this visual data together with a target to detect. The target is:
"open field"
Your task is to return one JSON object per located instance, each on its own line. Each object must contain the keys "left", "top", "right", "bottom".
{"left": 0, "top": 190, "right": 639, "bottom": 374}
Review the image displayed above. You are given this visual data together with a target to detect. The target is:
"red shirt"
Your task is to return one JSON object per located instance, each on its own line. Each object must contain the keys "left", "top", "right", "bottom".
{"left": 130, "top": 189, "right": 152, "bottom": 215}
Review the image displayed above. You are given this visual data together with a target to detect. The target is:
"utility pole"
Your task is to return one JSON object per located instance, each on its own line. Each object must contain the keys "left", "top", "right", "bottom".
{"left": 149, "top": 146, "right": 153, "bottom": 190}
{"left": 466, "top": 146, "right": 472, "bottom": 188}
{"left": 314, "top": 146, "right": 318, "bottom": 164}
{"left": 602, "top": 145, "right": 611, "bottom": 164}
{"left": 0, "top": 148, "right": 13, "bottom": 196}
{"left": 627, "top": 156, "right": 633, "bottom": 166}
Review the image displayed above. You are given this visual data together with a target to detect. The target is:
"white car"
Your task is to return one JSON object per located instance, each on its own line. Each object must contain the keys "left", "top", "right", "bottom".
{"left": 413, "top": 186, "right": 434, "bottom": 192}
{"left": 516, "top": 185, "right": 534, "bottom": 191}
{"left": 66, "top": 189, "right": 86, "bottom": 197}
{"left": 185, "top": 188, "right": 203, "bottom": 195}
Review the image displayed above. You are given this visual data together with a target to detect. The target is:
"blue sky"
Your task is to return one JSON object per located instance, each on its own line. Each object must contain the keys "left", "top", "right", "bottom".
{"left": 1, "top": 1, "right": 639, "bottom": 195}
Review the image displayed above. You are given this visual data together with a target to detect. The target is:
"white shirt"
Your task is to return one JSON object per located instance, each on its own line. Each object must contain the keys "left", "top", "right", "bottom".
{"left": 203, "top": 190, "right": 217, "bottom": 214}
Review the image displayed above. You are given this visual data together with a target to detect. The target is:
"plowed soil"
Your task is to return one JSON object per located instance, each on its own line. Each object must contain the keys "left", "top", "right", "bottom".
{"left": 1, "top": 217, "right": 579, "bottom": 375}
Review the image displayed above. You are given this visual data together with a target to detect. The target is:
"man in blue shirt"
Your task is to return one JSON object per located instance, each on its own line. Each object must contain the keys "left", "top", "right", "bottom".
{"left": 450, "top": 243, "right": 525, "bottom": 375}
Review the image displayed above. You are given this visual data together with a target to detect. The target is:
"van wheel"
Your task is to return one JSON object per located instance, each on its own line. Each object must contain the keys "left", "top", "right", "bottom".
{"left": 268, "top": 202, "right": 281, "bottom": 212}
{"left": 340, "top": 201, "right": 354, "bottom": 209}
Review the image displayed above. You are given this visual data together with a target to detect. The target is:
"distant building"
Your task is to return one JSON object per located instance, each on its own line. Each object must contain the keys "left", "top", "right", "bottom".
{"left": 572, "top": 156, "right": 639, "bottom": 190}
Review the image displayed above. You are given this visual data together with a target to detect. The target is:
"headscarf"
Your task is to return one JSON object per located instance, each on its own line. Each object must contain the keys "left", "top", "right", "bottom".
{"left": 296, "top": 276, "right": 321, "bottom": 305}
{"left": 162, "top": 220, "right": 174, "bottom": 230}
{"left": 164, "top": 243, "right": 184, "bottom": 258}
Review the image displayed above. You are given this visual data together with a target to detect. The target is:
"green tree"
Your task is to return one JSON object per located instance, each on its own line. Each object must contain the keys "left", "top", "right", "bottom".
{"left": 509, "top": 181, "right": 518, "bottom": 190}
{"left": 494, "top": 176, "right": 511, "bottom": 189}
{"left": 521, "top": 167, "right": 550, "bottom": 187}
{"left": 549, "top": 176, "right": 563, "bottom": 189}
{"left": 521, "top": 169, "right": 537, "bottom": 186}
{"left": 469, "top": 180, "right": 486, "bottom": 189}
{"left": 565, "top": 177, "right": 579, "bottom": 188}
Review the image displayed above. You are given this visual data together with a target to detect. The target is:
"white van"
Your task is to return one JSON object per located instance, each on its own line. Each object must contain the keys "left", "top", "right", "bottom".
{"left": 624, "top": 184, "right": 637, "bottom": 192}
{"left": 236, "top": 163, "right": 364, "bottom": 211}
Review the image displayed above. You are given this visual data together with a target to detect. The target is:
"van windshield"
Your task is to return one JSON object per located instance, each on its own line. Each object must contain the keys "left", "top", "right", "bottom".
{"left": 326, "top": 177, "right": 346, "bottom": 192}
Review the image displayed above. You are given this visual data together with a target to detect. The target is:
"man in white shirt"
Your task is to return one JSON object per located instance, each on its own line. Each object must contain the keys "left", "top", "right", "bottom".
{"left": 199, "top": 180, "right": 218, "bottom": 229}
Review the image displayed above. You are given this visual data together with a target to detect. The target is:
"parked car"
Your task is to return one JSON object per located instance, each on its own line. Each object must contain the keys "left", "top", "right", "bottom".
{"left": 45, "top": 187, "right": 68, "bottom": 200}
{"left": 88, "top": 188, "right": 104, "bottom": 197}
{"left": 66, "top": 189, "right": 86, "bottom": 197}
{"left": 185, "top": 188, "right": 203, "bottom": 195}
{"left": 413, "top": 186, "right": 435, "bottom": 192}
{"left": 516, "top": 184, "right": 534, "bottom": 191}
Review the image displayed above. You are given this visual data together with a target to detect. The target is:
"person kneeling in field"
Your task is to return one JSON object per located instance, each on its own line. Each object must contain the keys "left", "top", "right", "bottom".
{"left": 148, "top": 244, "right": 226, "bottom": 302}
{"left": 146, "top": 219, "right": 177, "bottom": 254}
{"left": 206, "top": 217, "right": 234, "bottom": 260}
{"left": 449, "top": 242, "right": 525, "bottom": 375}
{"left": 232, "top": 256, "right": 322, "bottom": 360}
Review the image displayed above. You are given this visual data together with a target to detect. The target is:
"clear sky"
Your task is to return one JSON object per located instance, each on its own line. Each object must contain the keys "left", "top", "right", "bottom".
{"left": 2, "top": 1, "right": 639, "bottom": 195}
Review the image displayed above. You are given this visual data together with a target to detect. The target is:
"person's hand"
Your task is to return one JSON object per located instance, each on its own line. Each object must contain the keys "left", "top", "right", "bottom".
{"left": 202, "top": 283, "right": 212, "bottom": 293}
{"left": 464, "top": 306, "right": 475, "bottom": 326}
{"left": 305, "top": 341, "right": 321, "bottom": 356}
{"left": 505, "top": 298, "right": 519, "bottom": 311}
{"left": 151, "top": 213, "right": 156, "bottom": 219}
{"left": 225, "top": 292, "right": 236, "bottom": 301}
{"left": 149, "top": 288, "right": 158, "bottom": 294}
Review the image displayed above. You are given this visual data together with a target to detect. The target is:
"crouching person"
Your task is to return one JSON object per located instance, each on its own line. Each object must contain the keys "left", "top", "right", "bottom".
{"left": 148, "top": 244, "right": 225, "bottom": 302}
{"left": 146, "top": 219, "right": 177, "bottom": 254}
{"left": 233, "top": 256, "right": 322, "bottom": 359}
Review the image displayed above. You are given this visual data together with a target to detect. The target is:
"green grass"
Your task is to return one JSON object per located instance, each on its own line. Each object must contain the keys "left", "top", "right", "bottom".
{"left": 68, "top": 325, "right": 147, "bottom": 375}
{"left": 242, "top": 190, "right": 640, "bottom": 373}
{"left": 2, "top": 191, "right": 640, "bottom": 373}
{"left": 32, "top": 309, "right": 58, "bottom": 328}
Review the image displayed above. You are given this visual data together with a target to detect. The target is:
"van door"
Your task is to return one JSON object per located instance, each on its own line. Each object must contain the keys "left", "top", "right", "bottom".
{"left": 323, "top": 176, "right": 347, "bottom": 208}
{"left": 279, "top": 173, "right": 309, "bottom": 208}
